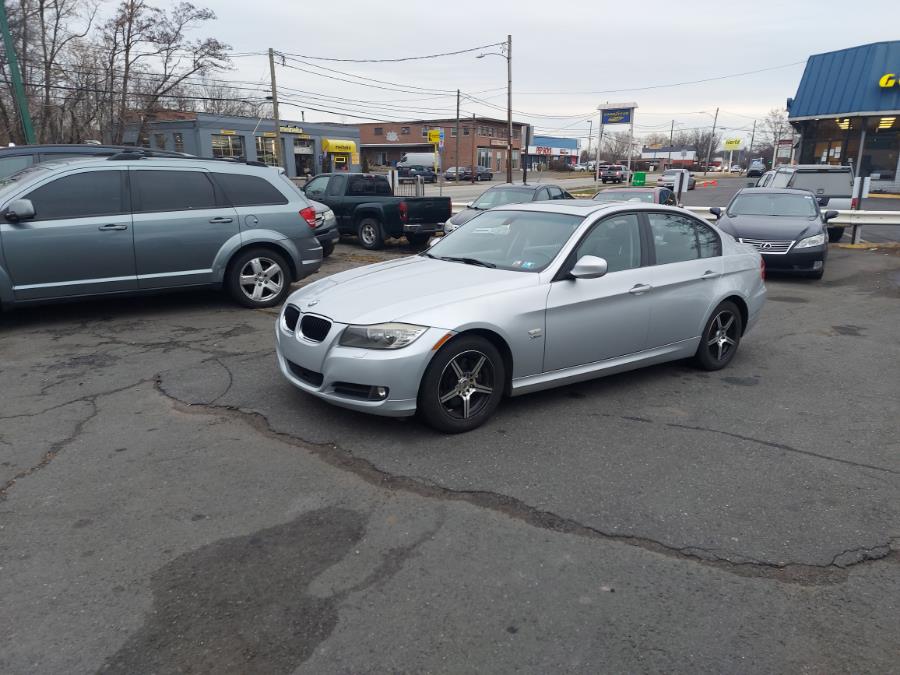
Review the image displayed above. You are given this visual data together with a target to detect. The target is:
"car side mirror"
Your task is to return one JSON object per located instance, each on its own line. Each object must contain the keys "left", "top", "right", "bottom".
{"left": 824, "top": 210, "right": 839, "bottom": 221}
{"left": 569, "top": 255, "right": 608, "bottom": 280}
{"left": 466, "top": 202, "right": 474, "bottom": 209}
{"left": 3, "top": 198, "right": 35, "bottom": 222}
{"left": 709, "top": 207, "right": 722, "bottom": 219}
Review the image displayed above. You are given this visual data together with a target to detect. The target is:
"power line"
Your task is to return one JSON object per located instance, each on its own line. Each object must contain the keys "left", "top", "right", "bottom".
{"left": 274, "top": 42, "right": 505, "bottom": 63}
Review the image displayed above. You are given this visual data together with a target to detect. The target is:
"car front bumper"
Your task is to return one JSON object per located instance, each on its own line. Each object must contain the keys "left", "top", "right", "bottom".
{"left": 762, "top": 247, "right": 827, "bottom": 273}
{"left": 275, "top": 312, "right": 448, "bottom": 417}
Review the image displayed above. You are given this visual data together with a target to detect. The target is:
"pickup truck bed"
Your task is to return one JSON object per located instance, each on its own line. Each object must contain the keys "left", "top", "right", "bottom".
{"left": 302, "top": 173, "right": 452, "bottom": 249}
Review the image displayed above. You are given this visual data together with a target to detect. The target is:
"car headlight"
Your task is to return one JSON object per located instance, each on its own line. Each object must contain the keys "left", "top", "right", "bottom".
{"left": 339, "top": 322, "right": 428, "bottom": 349}
{"left": 794, "top": 233, "right": 826, "bottom": 248}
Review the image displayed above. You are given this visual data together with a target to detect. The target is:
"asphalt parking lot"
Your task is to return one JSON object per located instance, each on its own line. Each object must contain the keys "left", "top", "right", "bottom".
{"left": 2, "top": 243, "right": 899, "bottom": 673}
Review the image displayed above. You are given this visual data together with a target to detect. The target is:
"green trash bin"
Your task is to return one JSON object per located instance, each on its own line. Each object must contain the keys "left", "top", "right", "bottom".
{"left": 632, "top": 171, "right": 646, "bottom": 186}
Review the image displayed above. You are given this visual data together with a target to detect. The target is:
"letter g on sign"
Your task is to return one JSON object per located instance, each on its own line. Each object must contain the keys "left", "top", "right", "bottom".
{"left": 879, "top": 73, "right": 897, "bottom": 88}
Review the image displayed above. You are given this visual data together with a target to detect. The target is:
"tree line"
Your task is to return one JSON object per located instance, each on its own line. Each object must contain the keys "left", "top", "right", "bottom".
{"left": 0, "top": 0, "right": 256, "bottom": 146}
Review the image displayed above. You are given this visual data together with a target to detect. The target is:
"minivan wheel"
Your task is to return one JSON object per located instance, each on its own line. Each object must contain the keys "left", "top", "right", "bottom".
{"left": 694, "top": 301, "right": 743, "bottom": 371}
{"left": 357, "top": 218, "right": 384, "bottom": 250}
{"left": 418, "top": 336, "right": 505, "bottom": 433}
{"left": 226, "top": 248, "right": 291, "bottom": 308}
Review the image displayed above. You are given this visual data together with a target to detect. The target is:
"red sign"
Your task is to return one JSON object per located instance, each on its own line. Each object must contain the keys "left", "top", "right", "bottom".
{"left": 535, "top": 146, "right": 552, "bottom": 155}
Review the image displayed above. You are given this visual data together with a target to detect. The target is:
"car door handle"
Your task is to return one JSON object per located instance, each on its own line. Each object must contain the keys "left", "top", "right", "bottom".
{"left": 98, "top": 223, "right": 127, "bottom": 231}
{"left": 209, "top": 217, "right": 233, "bottom": 224}
{"left": 700, "top": 270, "right": 720, "bottom": 280}
{"left": 629, "top": 284, "right": 653, "bottom": 295}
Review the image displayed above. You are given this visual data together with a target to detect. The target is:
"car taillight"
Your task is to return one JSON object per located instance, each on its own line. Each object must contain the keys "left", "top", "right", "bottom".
{"left": 850, "top": 197, "right": 858, "bottom": 210}
{"left": 399, "top": 201, "right": 408, "bottom": 224}
{"left": 760, "top": 256, "right": 766, "bottom": 280}
{"left": 300, "top": 206, "right": 317, "bottom": 228}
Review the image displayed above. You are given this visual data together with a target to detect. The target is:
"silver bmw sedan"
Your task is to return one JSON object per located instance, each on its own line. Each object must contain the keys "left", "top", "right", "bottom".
{"left": 275, "top": 201, "right": 767, "bottom": 433}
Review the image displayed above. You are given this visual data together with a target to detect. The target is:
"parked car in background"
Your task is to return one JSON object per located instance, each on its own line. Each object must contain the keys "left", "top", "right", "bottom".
{"left": 756, "top": 170, "right": 776, "bottom": 187}
{"left": 768, "top": 164, "right": 854, "bottom": 242}
{"left": 593, "top": 187, "right": 677, "bottom": 205}
{"left": 0, "top": 155, "right": 323, "bottom": 310}
{"left": 465, "top": 166, "right": 494, "bottom": 181}
{"left": 747, "top": 160, "right": 766, "bottom": 177}
{"left": 600, "top": 165, "right": 629, "bottom": 183}
{"left": 711, "top": 187, "right": 836, "bottom": 279}
{"left": 443, "top": 183, "right": 574, "bottom": 233}
{"left": 444, "top": 166, "right": 465, "bottom": 181}
{"left": 276, "top": 200, "right": 766, "bottom": 432}
{"left": 731, "top": 165, "right": 743, "bottom": 174}
{"left": 0, "top": 144, "right": 192, "bottom": 179}
{"left": 397, "top": 164, "right": 437, "bottom": 183}
{"left": 572, "top": 163, "right": 589, "bottom": 172}
{"left": 308, "top": 199, "right": 339, "bottom": 257}
{"left": 657, "top": 168, "right": 696, "bottom": 191}
{"left": 302, "top": 172, "right": 452, "bottom": 248}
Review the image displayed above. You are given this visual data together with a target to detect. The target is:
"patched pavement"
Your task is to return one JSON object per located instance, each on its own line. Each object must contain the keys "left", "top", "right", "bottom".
{"left": 1, "top": 245, "right": 899, "bottom": 673}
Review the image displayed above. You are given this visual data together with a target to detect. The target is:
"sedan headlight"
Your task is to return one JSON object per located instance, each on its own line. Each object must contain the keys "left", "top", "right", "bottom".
{"left": 794, "top": 233, "right": 826, "bottom": 248}
{"left": 340, "top": 322, "right": 428, "bottom": 349}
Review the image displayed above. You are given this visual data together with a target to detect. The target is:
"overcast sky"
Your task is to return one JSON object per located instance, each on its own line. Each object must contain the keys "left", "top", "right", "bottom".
{"left": 197, "top": 0, "right": 899, "bottom": 146}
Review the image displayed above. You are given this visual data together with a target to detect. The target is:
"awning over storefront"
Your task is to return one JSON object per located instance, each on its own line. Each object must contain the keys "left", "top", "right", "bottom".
{"left": 322, "top": 138, "right": 357, "bottom": 153}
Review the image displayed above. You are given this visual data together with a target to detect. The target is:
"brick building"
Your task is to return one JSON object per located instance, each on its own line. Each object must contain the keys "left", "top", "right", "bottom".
{"left": 358, "top": 117, "right": 526, "bottom": 173}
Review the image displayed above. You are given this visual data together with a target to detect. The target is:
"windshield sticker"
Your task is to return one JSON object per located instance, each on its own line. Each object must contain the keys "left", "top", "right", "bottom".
{"left": 511, "top": 260, "right": 523, "bottom": 267}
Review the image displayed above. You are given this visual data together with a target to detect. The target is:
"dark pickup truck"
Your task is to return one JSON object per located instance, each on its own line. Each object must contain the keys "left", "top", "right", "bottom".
{"left": 302, "top": 173, "right": 452, "bottom": 249}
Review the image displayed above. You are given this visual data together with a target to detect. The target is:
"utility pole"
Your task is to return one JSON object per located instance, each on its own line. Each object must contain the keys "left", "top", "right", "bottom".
{"left": 522, "top": 124, "right": 531, "bottom": 184}
{"left": 748, "top": 119, "right": 756, "bottom": 161}
{"left": 0, "top": 0, "right": 36, "bottom": 144}
{"left": 455, "top": 89, "right": 460, "bottom": 183}
{"left": 668, "top": 120, "right": 674, "bottom": 170}
{"left": 703, "top": 107, "right": 719, "bottom": 176}
{"left": 594, "top": 122, "right": 603, "bottom": 183}
{"left": 471, "top": 113, "right": 476, "bottom": 185}
{"left": 586, "top": 119, "right": 592, "bottom": 164}
{"left": 268, "top": 48, "right": 284, "bottom": 169}
{"left": 506, "top": 34, "right": 513, "bottom": 185}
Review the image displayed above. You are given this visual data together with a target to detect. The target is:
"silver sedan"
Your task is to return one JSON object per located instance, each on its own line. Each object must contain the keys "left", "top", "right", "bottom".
{"left": 276, "top": 201, "right": 767, "bottom": 432}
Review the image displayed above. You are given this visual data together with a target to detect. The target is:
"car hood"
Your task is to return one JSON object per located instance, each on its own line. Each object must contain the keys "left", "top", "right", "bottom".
{"left": 286, "top": 255, "right": 539, "bottom": 325}
{"left": 717, "top": 214, "right": 822, "bottom": 240}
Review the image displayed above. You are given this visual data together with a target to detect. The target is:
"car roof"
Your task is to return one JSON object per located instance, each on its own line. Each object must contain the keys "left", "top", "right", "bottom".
{"left": 0, "top": 144, "right": 189, "bottom": 157}
{"left": 498, "top": 199, "right": 687, "bottom": 217}
{"left": 1, "top": 154, "right": 292, "bottom": 178}
{"left": 485, "top": 183, "right": 559, "bottom": 190}
{"left": 778, "top": 164, "right": 851, "bottom": 172}
{"left": 598, "top": 187, "right": 658, "bottom": 192}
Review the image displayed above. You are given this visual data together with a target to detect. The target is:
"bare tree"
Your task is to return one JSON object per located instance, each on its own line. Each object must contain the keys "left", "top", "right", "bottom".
{"left": 642, "top": 132, "right": 669, "bottom": 148}
{"left": 601, "top": 130, "right": 631, "bottom": 162}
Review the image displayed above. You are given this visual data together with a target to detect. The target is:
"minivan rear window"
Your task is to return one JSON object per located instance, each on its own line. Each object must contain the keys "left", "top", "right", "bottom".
{"left": 215, "top": 173, "right": 288, "bottom": 206}
{"left": 790, "top": 171, "right": 852, "bottom": 196}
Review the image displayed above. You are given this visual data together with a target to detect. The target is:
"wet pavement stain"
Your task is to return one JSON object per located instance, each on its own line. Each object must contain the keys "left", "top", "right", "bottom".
{"left": 721, "top": 376, "right": 760, "bottom": 387}
{"left": 100, "top": 507, "right": 366, "bottom": 675}
{"left": 767, "top": 295, "right": 809, "bottom": 303}
{"left": 831, "top": 325, "right": 865, "bottom": 336}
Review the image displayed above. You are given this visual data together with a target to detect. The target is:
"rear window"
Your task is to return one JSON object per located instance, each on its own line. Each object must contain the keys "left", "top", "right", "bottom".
{"left": 790, "top": 171, "right": 852, "bottom": 196}
{"left": 594, "top": 190, "right": 654, "bottom": 203}
{"left": 348, "top": 175, "right": 392, "bottom": 196}
{"left": 215, "top": 173, "right": 288, "bottom": 206}
{"left": 472, "top": 187, "right": 534, "bottom": 209}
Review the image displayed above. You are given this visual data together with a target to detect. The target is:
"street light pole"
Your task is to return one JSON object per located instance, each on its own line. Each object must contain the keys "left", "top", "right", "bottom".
{"left": 703, "top": 107, "right": 719, "bottom": 176}
{"left": 505, "top": 35, "right": 513, "bottom": 184}
{"left": 268, "top": 48, "right": 284, "bottom": 169}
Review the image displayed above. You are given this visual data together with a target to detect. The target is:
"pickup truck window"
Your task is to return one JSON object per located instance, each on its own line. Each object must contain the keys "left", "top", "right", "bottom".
{"left": 304, "top": 175, "right": 329, "bottom": 198}
{"left": 327, "top": 175, "right": 347, "bottom": 196}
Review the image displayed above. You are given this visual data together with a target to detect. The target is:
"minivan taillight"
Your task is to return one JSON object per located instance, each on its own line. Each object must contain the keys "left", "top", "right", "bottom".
{"left": 399, "top": 201, "right": 408, "bottom": 224}
{"left": 300, "top": 206, "right": 317, "bottom": 228}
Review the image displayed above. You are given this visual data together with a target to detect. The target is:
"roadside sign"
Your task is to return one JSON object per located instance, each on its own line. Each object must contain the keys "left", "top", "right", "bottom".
{"left": 427, "top": 129, "right": 441, "bottom": 144}
{"left": 632, "top": 171, "right": 646, "bottom": 186}
{"left": 724, "top": 138, "right": 741, "bottom": 150}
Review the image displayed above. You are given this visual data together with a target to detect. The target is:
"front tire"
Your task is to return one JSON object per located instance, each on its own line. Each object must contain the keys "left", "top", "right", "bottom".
{"left": 418, "top": 335, "right": 505, "bottom": 433}
{"left": 226, "top": 248, "right": 291, "bottom": 309}
{"left": 694, "top": 301, "right": 743, "bottom": 371}
{"left": 357, "top": 217, "right": 384, "bottom": 250}
{"left": 828, "top": 227, "right": 844, "bottom": 243}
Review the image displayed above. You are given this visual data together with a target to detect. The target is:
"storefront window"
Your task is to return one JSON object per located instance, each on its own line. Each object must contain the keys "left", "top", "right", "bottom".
{"left": 477, "top": 148, "right": 490, "bottom": 168}
{"left": 512, "top": 150, "right": 520, "bottom": 169}
{"left": 255, "top": 136, "right": 279, "bottom": 166}
{"left": 153, "top": 133, "right": 166, "bottom": 150}
{"left": 211, "top": 134, "right": 244, "bottom": 159}
{"left": 861, "top": 116, "right": 899, "bottom": 181}
{"left": 174, "top": 133, "right": 184, "bottom": 153}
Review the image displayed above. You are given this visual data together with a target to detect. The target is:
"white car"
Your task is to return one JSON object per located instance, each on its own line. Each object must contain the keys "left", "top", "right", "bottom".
{"left": 572, "top": 164, "right": 588, "bottom": 172}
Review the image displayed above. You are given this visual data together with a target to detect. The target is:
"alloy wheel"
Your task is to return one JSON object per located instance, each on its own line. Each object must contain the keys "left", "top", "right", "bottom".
{"left": 437, "top": 350, "right": 495, "bottom": 420}
{"left": 360, "top": 223, "right": 377, "bottom": 246}
{"left": 707, "top": 310, "right": 738, "bottom": 362}
{"left": 238, "top": 256, "right": 284, "bottom": 303}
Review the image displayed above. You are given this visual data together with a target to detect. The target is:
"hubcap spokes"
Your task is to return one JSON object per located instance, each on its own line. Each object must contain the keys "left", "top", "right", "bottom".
{"left": 239, "top": 257, "right": 283, "bottom": 302}
{"left": 438, "top": 351, "right": 494, "bottom": 419}
{"left": 707, "top": 311, "right": 737, "bottom": 361}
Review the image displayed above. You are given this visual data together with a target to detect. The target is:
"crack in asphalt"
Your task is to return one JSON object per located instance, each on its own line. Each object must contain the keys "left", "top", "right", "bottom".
{"left": 0, "top": 380, "right": 150, "bottom": 501}
{"left": 154, "top": 380, "right": 898, "bottom": 586}
{"left": 664, "top": 422, "right": 900, "bottom": 476}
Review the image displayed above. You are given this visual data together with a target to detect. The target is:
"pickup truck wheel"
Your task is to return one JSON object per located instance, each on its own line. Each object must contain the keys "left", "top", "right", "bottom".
{"left": 357, "top": 218, "right": 385, "bottom": 250}
{"left": 226, "top": 247, "right": 291, "bottom": 309}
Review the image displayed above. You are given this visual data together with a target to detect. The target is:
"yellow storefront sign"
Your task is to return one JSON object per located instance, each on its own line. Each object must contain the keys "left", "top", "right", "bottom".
{"left": 322, "top": 138, "right": 357, "bottom": 153}
{"left": 724, "top": 138, "right": 741, "bottom": 150}
{"left": 879, "top": 73, "right": 897, "bottom": 88}
{"left": 280, "top": 125, "right": 304, "bottom": 134}
{"left": 219, "top": 129, "right": 236, "bottom": 135}
{"left": 427, "top": 129, "right": 441, "bottom": 144}
{"left": 351, "top": 152, "right": 360, "bottom": 165}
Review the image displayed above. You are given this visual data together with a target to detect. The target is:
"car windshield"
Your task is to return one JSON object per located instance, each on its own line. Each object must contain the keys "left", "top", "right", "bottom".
{"left": 426, "top": 209, "right": 583, "bottom": 272}
{"left": 0, "top": 163, "right": 49, "bottom": 197}
{"left": 471, "top": 187, "right": 535, "bottom": 209}
{"left": 728, "top": 193, "right": 818, "bottom": 217}
{"left": 594, "top": 190, "right": 653, "bottom": 203}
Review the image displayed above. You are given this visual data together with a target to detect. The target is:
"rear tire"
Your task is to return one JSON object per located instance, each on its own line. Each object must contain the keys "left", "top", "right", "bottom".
{"left": 694, "top": 301, "right": 743, "bottom": 371}
{"left": 828, "top": 227, "right": 845, "bottom": 243}
{"left": 406, "top": 233, "right": 430, "bottom": 247}
{"left": 321, "top": 240, "right": 335, "bottom": 257}
{"left": 357, "top": 217, "right": 384, "bottom": 250}
{"left": 226, "top": 247, "right": 291, "bottom": 309}
{"left": 418, "top": 335, "right": 505, "bottom": 433}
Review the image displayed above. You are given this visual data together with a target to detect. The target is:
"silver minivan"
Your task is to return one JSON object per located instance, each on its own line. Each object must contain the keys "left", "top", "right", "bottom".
{"left": 0, "top": 155, "right": 323, "bottom": 310}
